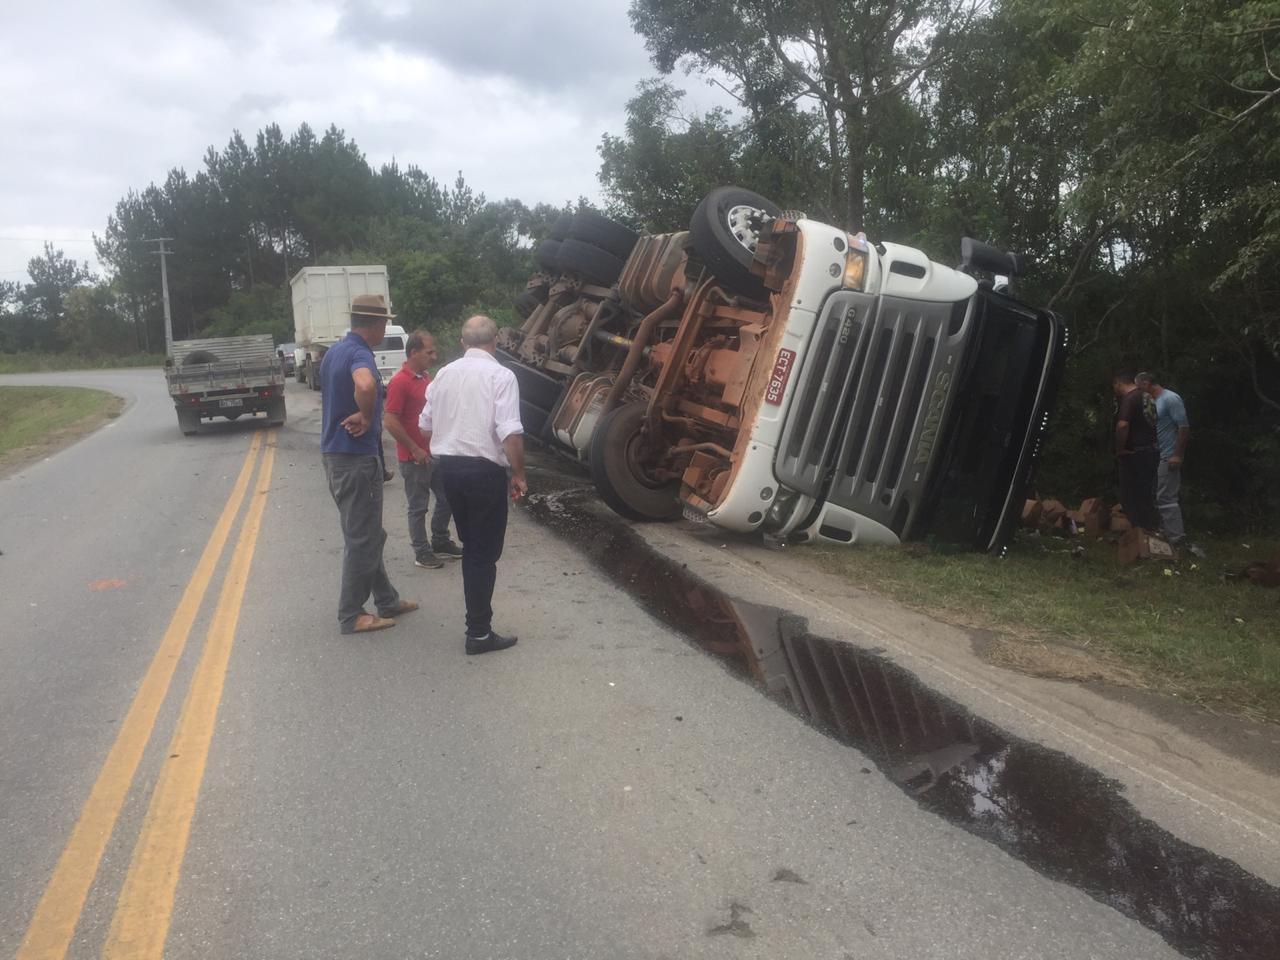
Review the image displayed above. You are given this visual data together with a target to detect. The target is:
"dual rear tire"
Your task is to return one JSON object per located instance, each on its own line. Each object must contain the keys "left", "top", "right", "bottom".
{"left": 589, "top": 403, "right": 681, "bottom": 522}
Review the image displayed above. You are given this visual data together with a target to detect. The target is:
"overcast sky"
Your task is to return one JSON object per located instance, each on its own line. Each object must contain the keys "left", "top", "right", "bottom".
{"left": 0, "top": 0, "right": 725, "bottom": 283}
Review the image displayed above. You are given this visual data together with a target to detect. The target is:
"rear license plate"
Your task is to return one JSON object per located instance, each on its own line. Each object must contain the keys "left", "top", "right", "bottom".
{"left": 218, "top": 398, "right": 244, "bottom": 409}
{"left": 765, "top": 349, "right": 796, "bottom": 405}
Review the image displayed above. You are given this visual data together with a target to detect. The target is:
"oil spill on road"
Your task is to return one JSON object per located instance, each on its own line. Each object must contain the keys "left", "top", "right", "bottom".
{"left": 523, "top": 478, "right": 1280, "bottom": 960}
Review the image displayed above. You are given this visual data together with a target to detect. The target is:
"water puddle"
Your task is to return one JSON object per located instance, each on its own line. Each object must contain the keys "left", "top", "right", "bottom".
{"left": 523, "top": 475, "right": 1280, "bottom": 960}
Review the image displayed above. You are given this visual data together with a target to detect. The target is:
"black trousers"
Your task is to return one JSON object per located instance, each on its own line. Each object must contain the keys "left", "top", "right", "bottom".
{"left": 437, "top": 456, "right": 508, "bottom": 638}
{"left": 1119, "top": 448, "right": 1161, "bottom": 532}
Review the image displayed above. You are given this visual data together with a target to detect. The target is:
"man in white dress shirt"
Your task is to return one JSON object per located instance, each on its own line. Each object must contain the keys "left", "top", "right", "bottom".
{"left": 419, "top": 315, "right": 527, "bottom": 655}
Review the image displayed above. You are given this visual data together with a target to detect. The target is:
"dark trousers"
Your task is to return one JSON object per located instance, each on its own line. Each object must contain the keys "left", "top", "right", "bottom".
{"left": 1119, "top": 448, "right": 1161, "bottom": 532}
{"left": 400, "top": 459, "right": 453, "bottom": 558}
{"left": 437, "top": 456, "right": 508, "bottom": 638}
{"left": 323, "top": 454, "right": 401, "bottom": 632}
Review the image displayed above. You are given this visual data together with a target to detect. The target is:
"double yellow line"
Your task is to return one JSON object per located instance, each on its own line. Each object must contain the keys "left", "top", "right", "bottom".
{"left": 18, "top": 430, "right": 277, "bottom": 960}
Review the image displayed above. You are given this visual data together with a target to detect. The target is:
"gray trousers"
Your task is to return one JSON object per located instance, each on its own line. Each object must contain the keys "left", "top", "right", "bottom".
{"left": 401, "top": 459, "right": 453, "bottom": 557}
{"left": 323, "top": 453, "right": 401, "bottom": 633}
{"left": 1157, "top": 458, "right": 1186, "bottom": 542}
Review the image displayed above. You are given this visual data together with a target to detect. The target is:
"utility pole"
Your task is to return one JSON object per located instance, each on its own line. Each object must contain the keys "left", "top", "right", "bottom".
{"left": 146, "top": 238, "right": 175, "bottom": 354}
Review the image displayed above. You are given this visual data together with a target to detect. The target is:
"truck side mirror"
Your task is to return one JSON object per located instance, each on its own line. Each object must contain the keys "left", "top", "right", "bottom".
{"left": 960, "top": 238, "right": 1025, "bottom": 277}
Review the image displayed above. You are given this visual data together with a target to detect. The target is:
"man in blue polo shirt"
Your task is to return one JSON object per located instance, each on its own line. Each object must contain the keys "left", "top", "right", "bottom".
{"left": 320, "top": 294, "right": 418, "bottom": 634}
{"left": 1138, "top": 372, "right": 1191, "bottom": 544}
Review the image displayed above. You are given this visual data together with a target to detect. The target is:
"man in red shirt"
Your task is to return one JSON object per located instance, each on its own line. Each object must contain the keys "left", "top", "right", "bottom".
{"left": 383, "top": 329, "right": 462, "bottom": 568}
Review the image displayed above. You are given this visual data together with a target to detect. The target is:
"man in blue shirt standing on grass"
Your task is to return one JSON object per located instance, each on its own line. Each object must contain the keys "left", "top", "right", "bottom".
{"left": 320, "top": 293, "right": 418, "bottom": 634}
{"left": 1138, "top": 372, "right": 1191, "bottom": 544}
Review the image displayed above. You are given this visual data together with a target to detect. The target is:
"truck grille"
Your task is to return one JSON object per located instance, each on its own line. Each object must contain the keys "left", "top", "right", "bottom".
{"left": 775, "top": 291, "right": 963, "bottom": 535}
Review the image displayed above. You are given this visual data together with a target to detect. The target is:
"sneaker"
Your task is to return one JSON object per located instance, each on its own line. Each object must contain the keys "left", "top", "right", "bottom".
{"left": 414, "top": 553, "right": 444, "bottom": 569}
{"left": 432, "top": 540, "right": 464, "bottom": 560}
{"left": 465, "top": 632, "right": 518, "bottom": 655}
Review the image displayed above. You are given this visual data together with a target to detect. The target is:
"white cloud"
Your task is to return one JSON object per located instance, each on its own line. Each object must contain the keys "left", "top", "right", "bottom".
{"left": 0, "top": 0, "right": 707, "bottom": 282}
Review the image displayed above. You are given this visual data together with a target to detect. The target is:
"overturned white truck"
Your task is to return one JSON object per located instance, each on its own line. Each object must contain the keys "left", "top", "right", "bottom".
{"left": 498, "top": 187, "right": 1066, "bottom": 551}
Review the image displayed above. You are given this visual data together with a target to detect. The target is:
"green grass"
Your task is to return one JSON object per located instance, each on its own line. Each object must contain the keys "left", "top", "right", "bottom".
{"left": 0, "top": 386, "right": 122, "bottom": 462}
{"left": 0, "top": 352, "right": 165, "bottom": 374}
{"left": 804, "top": 531, "right": 1280, "bottom": 720}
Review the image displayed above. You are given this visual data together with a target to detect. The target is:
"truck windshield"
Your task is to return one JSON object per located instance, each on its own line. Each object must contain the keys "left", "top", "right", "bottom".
{"left": 915, "top": 292, "right": 1059, "bottom": 550}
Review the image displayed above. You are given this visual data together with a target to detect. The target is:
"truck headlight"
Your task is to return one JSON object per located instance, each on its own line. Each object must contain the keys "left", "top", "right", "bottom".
{"left": 843, "top": 232, "right": 869, "bottom": 290}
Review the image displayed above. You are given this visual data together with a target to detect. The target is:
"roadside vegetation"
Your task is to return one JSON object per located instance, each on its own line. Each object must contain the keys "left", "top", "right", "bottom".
{"left": 0, "top": 386, "right": 123, "bottom": 469}
{"left": 805, "top": 533, "right": 1280, "bottom": 722}
{"left": 0, "top": 352, "right": 163, "bottom": 374}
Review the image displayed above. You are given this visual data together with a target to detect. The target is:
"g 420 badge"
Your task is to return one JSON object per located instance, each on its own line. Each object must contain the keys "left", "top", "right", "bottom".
{"left": 765, "top": 348, "right": 796, "bottom": 405}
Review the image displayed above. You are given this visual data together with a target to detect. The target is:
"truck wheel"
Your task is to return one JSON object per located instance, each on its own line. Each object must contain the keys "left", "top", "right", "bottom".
{"left": 268, "top": 398, "right": 286, "bottom": 426}
{"left": 557, "top": 239, "right": 625, "bottom": 287}
{"left": 548, "top": 212, "right": 574, "bottom": 241}
{"left": 689, "top": 186, "right": 782, "bottom": 300}
{"left": 309, "top": 361, "right": 321, "bottom": 391}
{"left": 567, "top": 211, "right": 639, "bottom": 260}
{"left": 514, "top": 291, "right": 542, "bottom": 320}
{"left": 535, "top": 239, "right": 562, "bottom": 272}
{"left": 589, "top": 403, "right": 681, "bottom": 522}
{"left": 177, "top": 410, "right": 200, "bottom": 436}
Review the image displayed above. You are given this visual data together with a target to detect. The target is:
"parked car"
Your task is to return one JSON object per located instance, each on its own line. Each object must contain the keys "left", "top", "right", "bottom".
{"left": 496, "top": 187, "right": 1066, "bottom": 552}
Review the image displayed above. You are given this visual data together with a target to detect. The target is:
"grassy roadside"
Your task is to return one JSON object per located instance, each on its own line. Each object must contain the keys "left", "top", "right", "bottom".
{"left": 0, "top": 352, "right": 165, "bottom": 374}
{"left": 0, "top": 386, "right": 124, "bottom": 473}
{"left": 803, "top": 531, "right": 1280, "bottom": 722}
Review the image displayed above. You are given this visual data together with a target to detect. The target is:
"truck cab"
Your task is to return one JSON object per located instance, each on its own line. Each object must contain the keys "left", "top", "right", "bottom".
{"left": 498, "top": 187, "right": 1066, "bottom": 552}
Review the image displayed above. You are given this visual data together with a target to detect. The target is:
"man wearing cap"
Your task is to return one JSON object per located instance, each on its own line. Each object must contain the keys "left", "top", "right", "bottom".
{"left": 1137, "top": 372, "right": 1191, "bottom": 544}
{"left": 419, "top": 315, "right": 526, "bottom": 655}
{"left": 320, "top": 294, "right": 418, "bottom": 634}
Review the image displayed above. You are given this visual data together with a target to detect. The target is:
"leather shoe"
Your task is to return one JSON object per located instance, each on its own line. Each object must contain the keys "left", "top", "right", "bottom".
{"left": 465, "top": 632, "right": 518, "bottom": 655}
{"left": 351, "top": 613, "right": 395, "bottom": 633}
{"left": 381, "top": 600, "right": 420, "bottom": 617}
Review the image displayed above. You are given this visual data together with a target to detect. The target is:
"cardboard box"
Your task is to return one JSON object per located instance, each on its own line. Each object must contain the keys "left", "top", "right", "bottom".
{"left": 1079, "top": 497, "right": 1108, "bottom": 537}
{"left": 1041, "top": 499, "right": 1067, "bottom": 526}
{"left": 1021, "top": 499, "right": 1043, "bottom": 527}
{"left": 1117, "top": 529, "right": 1177, "bottom": 565}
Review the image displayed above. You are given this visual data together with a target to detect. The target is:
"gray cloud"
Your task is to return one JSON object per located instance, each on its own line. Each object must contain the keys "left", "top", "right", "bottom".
{"left": 338, "top": 0, "right": 652, "bottom": 95}
{"left": 0, "top": 0, "right": 735, "bottom": 281}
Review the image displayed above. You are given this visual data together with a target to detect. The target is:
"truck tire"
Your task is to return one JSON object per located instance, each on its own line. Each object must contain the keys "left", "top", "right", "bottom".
{"left": 267, "top": 398, "right": 286, "bottom": 426}
{"left": 589, "top": 402, "right": 681, "bottom": 522}
{"left": 514, "top": 291, "right": 542, "bottom": 320}
{"left": 535, "top": 239, "right": 562, "bottom": 272}
{"left": 309, "top": 359, "right": 321, "bottom": 391}
{"left": 177, "top": 409, "right": 200, "bottom": 436}
{"left": 689, "top": 186, "right": 782, "bottom": 300}
{"left": 567, "top": 211, "right": 640, "bottom": 260}
{"left": 548, "top": 212, "right": 574, "bottom": 242}
{"left": 557, "top": 239, "right": 625, "bottom": 287}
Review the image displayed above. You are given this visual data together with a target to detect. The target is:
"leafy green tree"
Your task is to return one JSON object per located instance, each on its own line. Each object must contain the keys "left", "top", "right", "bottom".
{"left": 60, "top": 285, "right": 130, "bottom": 354}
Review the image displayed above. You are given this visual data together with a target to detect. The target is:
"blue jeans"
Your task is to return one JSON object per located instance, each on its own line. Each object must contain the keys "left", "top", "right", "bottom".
{"left": 1157, "top": 458, "right": 1185, "bottom": 542}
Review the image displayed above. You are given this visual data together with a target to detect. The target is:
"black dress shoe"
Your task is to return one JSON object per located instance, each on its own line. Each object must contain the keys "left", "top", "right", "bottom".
{"left": 465, "top": 632, "right": 518, "bottom": 655}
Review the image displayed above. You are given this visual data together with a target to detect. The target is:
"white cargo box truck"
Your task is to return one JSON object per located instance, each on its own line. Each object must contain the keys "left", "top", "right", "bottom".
{"left": 291, "top": 265, "right": 392, "bottom": 391}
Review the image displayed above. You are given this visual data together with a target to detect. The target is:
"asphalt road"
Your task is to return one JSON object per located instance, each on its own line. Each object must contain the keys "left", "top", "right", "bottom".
{"left": 1, "top": 369, "right": 1186, "bottom": 959}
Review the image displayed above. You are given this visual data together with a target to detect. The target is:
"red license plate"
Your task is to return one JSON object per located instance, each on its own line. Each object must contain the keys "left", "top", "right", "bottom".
{"left": 765, "top": 348, "right": 796, "bottom": 405}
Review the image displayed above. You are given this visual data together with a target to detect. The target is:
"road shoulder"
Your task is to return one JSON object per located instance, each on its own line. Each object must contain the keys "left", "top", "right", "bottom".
{"left": 625, "top": 516, "right": 1280, "bottom": 888}
{"left": 0, "top": 385, "right": 124, "bottom": 479}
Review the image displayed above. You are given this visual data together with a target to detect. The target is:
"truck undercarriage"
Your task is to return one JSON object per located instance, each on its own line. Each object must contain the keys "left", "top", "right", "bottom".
{"left": 498, "top": 188, "right": 1066, "bottom": 551}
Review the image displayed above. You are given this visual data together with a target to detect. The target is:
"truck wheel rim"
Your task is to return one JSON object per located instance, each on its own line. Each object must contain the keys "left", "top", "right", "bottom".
{"left": 726, "top": 204, "right": 769, "bottom": 253}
